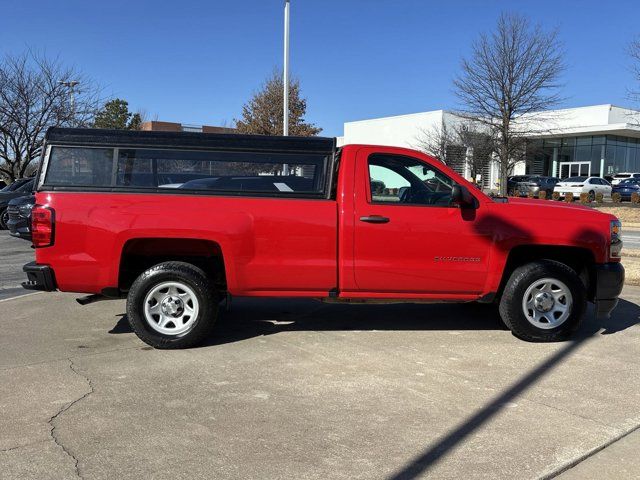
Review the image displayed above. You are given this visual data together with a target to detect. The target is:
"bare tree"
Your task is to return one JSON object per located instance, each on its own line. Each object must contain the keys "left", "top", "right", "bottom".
{"left": 416, "top": 118, "right": 494, "bottom": 186}
{"left": 453, "top": 13, "right": 565, "bottom": 194}
{"left": 0, "top": 51, "right": 101, "bottom": 182}
{"left": 415, "top": 120, "right": 456, "bottom": 164}
{"left": 456, "top": 122, "right": 495, "bottom": 185}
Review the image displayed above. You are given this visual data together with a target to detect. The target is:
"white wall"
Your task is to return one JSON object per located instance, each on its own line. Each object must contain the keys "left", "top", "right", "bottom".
{"left": 343, "top": 110, "right": 445, "bottom": 149}
{"left": 608, "top": 106, "right": 640, "bottom": 125}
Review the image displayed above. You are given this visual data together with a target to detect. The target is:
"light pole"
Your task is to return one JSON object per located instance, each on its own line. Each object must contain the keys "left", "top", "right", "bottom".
{"left": 283, "top": 0, "right": 290, "bottom": 137}
{"left": 59, "top": 80, "right": 80, "bottom": 116}
{"left": 282, "top": 0, "right": 291, "bottom": 176}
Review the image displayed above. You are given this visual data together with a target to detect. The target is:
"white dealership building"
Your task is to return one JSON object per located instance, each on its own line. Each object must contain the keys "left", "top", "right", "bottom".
{"left": 339, "top": 104, "right": 640, "bottom": 190}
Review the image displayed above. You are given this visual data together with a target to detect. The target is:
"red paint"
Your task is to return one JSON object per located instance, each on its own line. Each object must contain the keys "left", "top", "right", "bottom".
{"left": 34, "top": 144, "right": 619, "bottom": 299}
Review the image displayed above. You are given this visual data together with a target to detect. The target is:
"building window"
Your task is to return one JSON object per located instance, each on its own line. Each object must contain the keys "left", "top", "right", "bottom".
{"left": 526, "top": 135, "right": 640, "bottom": 178}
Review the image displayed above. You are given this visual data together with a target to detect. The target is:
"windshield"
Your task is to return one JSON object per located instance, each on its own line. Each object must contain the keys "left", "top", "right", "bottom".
{"left": 16, "top": 179, "right": 34, "bottom": 192}
{"left": 563, "top": 176, "right": 588, "bottom": 182}
{"left": 1, "top": 178, "right": 29, "bottom": 192}
{"left": 614, "top": 174, "right": 631, "bottom": 178}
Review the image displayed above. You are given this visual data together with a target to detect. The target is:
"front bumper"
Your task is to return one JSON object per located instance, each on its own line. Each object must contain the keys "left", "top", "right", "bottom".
{"left": 594, "top": 262, "right": 625, "bottom": 318}
{"left": 22, "top": 262, "right": 57, "bottom": 291}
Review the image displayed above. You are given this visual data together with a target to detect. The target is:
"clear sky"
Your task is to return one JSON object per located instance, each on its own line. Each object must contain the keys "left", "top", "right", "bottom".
{"left": 2, "top": 0, "right": 639, "bottom": 136}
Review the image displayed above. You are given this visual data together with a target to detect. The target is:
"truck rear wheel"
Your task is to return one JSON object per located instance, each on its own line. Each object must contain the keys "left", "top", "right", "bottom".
{"left": 499, "top": 260, "right": 586, "bottom": 342}
{"left": 126, "top": 261, "right": 218, "bottom": 349}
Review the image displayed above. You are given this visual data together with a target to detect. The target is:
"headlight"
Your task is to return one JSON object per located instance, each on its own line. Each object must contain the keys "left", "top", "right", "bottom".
{"left": 18, "top": 203, "right": 34, "bottom": 218}
{"left": 610, "top": 219, "right": 622, "bottom": 259}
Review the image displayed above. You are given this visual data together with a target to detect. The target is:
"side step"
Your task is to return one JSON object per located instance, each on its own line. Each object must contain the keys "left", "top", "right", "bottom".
{"left": 76, "top": 294, "right": 111, "bottom": 306}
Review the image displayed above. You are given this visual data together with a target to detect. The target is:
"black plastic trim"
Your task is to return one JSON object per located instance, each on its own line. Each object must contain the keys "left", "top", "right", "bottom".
{"left": 594, "top": 262, "right": 625, "bottom": 318}
{"left": 595, "top": 262, "right": 625, "bottom": 300}
{"left": 22, "top": 262, "right": 57, "bottom": 291}
{"left": 45, "top": 127, "right": 336, "bottom": 154}
{"left": 477, "top": 292, "right": 496, "bottom": 304}
{"left": 37, "top": 185, "right": 330, "bottom": 200}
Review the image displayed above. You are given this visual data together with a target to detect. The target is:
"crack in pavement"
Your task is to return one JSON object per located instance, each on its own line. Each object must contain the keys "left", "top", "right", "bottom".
{"left": 47, "top": 358, "right": 94, "bottom": 479}
{"left": 543, "top": 422, "right": 640, "bottom": 479}
{"left": 0, "top": 439, "right": 49, "bottom": 453}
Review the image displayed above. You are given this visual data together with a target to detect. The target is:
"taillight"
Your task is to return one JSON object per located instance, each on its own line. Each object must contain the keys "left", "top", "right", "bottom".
{"left": 32, "top": 205, "right": 55, "bottom": 248}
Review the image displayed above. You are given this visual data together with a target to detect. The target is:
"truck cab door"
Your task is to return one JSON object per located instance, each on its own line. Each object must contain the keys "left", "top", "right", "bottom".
{"left": 349, "top": 148, "right": 491, "bottom": 295}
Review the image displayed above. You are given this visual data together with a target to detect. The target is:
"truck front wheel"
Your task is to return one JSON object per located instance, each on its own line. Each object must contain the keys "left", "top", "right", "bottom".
{"left": 127, "top": 261, "right": 218, "bottom": 349}
{"left": 499, "top": 260, "right": 587, "bottom": 342}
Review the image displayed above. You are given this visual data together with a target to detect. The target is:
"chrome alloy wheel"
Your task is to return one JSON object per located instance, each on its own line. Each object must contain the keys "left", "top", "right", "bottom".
{"left": 522, "top": 278, "right": 573, "bottom": 329}
{"left": 143, "top": 281, "right": 199, "bottom": 335}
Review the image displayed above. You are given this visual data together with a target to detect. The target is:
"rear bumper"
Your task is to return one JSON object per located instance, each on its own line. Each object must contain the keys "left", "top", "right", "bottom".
{"left": 22, "top": 262, "right": 57, "bottom": 291}
{"left": 8, "top": 221, "right": 31, "bottom": 240}
{"left": 594, "top": 262, "right": 625, "bottom": 318}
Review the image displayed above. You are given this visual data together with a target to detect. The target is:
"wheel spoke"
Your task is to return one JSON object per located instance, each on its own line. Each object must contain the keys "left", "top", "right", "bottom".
{"left": 143, "top": 281, "right": 200, "bottom": 335}
{"left": 521, "top": 277, "right": 573, "bottom": 330}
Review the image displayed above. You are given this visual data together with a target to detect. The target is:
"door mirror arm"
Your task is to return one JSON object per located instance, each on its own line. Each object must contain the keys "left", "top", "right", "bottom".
{"left": 451, "top": 185, "right": 478, "bottom": 209}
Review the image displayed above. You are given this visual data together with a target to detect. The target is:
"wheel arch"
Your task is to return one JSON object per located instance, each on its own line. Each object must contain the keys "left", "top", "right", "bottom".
{"left": 496, "top": 245, "right": 596, "bottom": 301}
{"left": 118, "top": 237, "right": 229, "bottom": 293}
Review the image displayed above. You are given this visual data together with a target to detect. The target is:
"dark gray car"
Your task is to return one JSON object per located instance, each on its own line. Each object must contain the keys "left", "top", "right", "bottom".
{"left": 0, "top": 178, "right": 34, "bottom": 229}
{"left": 515, "top": 176, "right": 559, "bottom": 197}
{"left": 7, "top": 195, "right": 35, "bottom": 240}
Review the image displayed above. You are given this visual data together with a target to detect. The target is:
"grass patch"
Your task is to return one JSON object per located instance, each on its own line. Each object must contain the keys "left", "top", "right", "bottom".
{"left": 593, "top": 205, "right": 640, "bottom": 226}
{"left": 622, "top": 248, "right": 640, "bottom": 286}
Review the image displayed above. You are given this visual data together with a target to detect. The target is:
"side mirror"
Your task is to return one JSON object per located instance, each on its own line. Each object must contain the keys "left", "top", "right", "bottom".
{"left": 451, "top": 185, "right": 477, "bottom": 208}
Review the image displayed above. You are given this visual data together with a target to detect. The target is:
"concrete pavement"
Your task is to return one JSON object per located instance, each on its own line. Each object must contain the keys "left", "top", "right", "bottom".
{"left": 621, "top": 229, "right": 640, "bottom": 250}
{"left": 0, "top": 232, "right": 34, "bottom": 300}
{"left": 557, "top": 427, "right": 640, "bottom": 479}
{"left": 0, "top": 289, "right": 639, "bottom": 479}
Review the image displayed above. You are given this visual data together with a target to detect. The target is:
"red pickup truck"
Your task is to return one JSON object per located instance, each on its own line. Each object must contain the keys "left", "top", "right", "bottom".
{"left": 23, "top": 128, "right": 624, "bottom": 348}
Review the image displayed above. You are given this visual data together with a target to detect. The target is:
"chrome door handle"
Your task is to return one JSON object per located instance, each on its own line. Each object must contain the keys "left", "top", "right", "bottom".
{"left": 359, "top": 215, "right": 390, "bottom": 224}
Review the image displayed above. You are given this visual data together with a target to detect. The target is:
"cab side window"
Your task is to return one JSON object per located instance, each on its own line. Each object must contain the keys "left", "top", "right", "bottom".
{"left": 368, "top": 154, "right": 455, "bottom": 207}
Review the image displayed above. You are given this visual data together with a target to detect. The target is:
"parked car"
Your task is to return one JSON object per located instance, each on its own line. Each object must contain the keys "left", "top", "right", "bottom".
{"left": 23, "top": 128, "right": 624, "bottom": 348}
{"left": 0, "top": 178, "right": 34, "bottom": 229}
{"left": 612, "top": 179, "right": 640, "bottom": 201}
{"left": 611, "top": 172, "right": 640, "bottom": 185}
{"left": 553, "top": 176, "right": 612, "bottom": 200}
{"left": 7, "top": 195, "right": 35, "bottom": 240}
{"left": 514, "top": 176, "right": 559, "bottom": 197}
{"left": 506, "top": 175, "right": 531, "bottom": 195}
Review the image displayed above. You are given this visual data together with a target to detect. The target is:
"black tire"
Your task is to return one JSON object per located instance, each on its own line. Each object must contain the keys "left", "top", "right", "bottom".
{"left": 498, "top": 260, "right": 587, "bottom": 342}
{"left": 0, "top": 208, "right": 8, "bottom": 229}
{"left": 126, "top": 261, "right": 218, "bottom": 349}
{"left": 588, "top": 190, "right": 595, "bottom": 202}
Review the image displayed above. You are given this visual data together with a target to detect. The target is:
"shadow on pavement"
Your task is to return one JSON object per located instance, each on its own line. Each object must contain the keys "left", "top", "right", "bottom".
{"left": 107, "top": 297, "right": 639, "bottom": 478}
{"left": 596, "top": 298, "right": 640, "bottom": 335}
{"left": 201, "top": 299, "right": 507, "bottom": 347}
{"left": 108, "top": 297, "right": 640, "bottom": 347}
{"left": 109, "top": 314, "right": 133, "bottom": 334}
{"left": 385, "top": 299, "right": 640, "bottom": 480}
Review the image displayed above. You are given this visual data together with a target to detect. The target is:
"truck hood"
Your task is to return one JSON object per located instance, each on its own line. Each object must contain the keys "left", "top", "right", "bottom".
{"left": 496, "top": 196, "right": 616, "bottom": 220}
{"left": 484, "top": 196, "right": 616, "bottom": 263}
{"left": 505, "top": 196, "right": 590, "bottom": 209}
